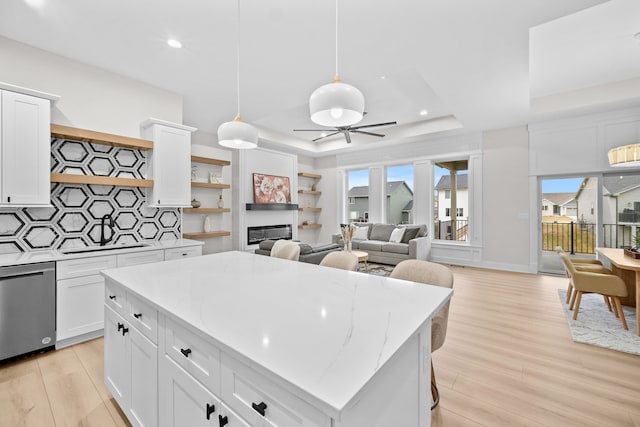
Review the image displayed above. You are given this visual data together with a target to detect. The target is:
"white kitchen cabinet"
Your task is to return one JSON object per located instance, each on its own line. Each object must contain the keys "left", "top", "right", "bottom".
{"left": 165, "top": 245, "right": 202, "bottom": 260}
{"left": 141, "top": 118, "right": 196, "bottom": 208}
{"left": 0, "top": 89, "right": 54, "bottom": 206}
{"left": 56, "top": 255, "right": 117, "bottom": 346}
{"left": 105, "top": 300, "right": 158, "bottom": 427}
{"left": 117, "top": 249, "right": 164, "bottom": 267}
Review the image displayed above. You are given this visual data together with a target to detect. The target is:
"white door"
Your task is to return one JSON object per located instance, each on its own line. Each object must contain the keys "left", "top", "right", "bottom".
{"left": 104, "top": 306, "right": 130, "bottom": 408}
{"left": 160, "top": 355, "right": 220, "bottom": 427}
{"left": 1, "top": 90, "right": 51, "bottom": 205}
{"left": 130, "top": 327, "right": 158, "bottom": 427}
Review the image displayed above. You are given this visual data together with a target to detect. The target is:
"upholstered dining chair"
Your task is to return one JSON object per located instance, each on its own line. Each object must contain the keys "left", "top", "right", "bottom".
{"left": 555, "top": 247, "right": 613, "bottom": 308}
{"left": 558, "top": 252, "right": 628, "bottom": 330}
{"left": 390, "top": 259, "right": 453, "bottom": 410}
{"left": 319, "top": 251, "right": 359, "bottom": 271}
{"left": 270, "top": 240, "right": 300, "bottom": 261}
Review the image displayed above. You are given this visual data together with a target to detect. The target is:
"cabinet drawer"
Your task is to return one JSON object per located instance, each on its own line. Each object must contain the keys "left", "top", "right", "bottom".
{"left": 164, "top": 316, "right": 221, "bottom": 395}
{"left": 57, "top": 255, "right": 117, "bottom": 280}
{"left": 127, "top": 292, "right": 158, "bottom": 344}
{"left": 105, "top": 280, "right": 127, "bottom": 317}
{"left": 117, "top": 249, "right": 164, "bottom": 267}
{"left": 221, "top": 355, "right": 330, "bottom": 427}
{"left": 164, "top": 245, "right": 202, "bottom": 261}
{"left": 218, "top": 400, "right": 251, "bottom": 427}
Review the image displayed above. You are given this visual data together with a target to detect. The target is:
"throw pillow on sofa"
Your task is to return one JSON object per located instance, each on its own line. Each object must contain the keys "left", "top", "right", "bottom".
{"left": 369, "top": 224, "right": 396, "bottom": 241}
{"left": 400, "top": 227, "right": 420, "bottom": 243}
{"left": 389, "top": 227, "right": 405, "bottom": 243}
{"left": 353, "top": 225, "right": 369, "bottom": 240}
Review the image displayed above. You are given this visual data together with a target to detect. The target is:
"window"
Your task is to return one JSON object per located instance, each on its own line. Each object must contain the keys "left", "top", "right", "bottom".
{"left": 347, "top": 169, "right": 368, "bottom": 223}
{"left": 434, "top": 160, "right": 469, "bottom": 241}
{"left": 386, "top": 164, "right": 414, "bottom": 224}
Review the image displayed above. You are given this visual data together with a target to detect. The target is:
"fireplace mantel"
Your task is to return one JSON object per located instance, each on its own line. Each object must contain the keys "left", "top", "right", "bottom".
{"left": 246, "top": 203, "right": 298, "bottom": 211}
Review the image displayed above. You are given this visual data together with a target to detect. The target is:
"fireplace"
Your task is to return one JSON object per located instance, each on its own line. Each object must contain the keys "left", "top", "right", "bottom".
{"left": 247, "top": 224, "right": 293, "bottom": 245}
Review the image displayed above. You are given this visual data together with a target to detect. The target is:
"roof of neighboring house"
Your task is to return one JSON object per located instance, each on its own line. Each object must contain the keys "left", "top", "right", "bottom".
{"left": 349, "top": 181, "right": 413, "bottom": 197}
{"left": 435, "top": 174, "right": 468, "bottom": 191}
{"left": 542, "top": 192, "right": 575, "bottom": 206}
{"left": 402, "top": 200, "right": 413, "bottom": 211}
{"left": 602, "top": 175, "right": 640, "bottom": 196}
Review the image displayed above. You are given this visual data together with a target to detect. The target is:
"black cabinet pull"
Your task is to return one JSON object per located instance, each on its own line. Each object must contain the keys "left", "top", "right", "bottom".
{"left": 7, "top": 196, "right": 10, "bottom": 203}
{"left": 180, "top": 348, "right": 192, "bottom": 358}
{"left": 117, "top": 322, "right": 124, "bottom": 332}
{"left": 252, "top": 401, "right": 267, "bottom": 416}
{"left": 218, "top": 414, "right": 229, "bottom": 426}
{"left": 109, "top": 295, "right": 116, "bottom": 300}
{"left": 121, "top": 327, "right": 129, "bottom": 336}
{"left": 206, "top": 403, "right": 215, "bottom": 420}
{"left": 133, "top": 313, "right": 142, "bottom": 319}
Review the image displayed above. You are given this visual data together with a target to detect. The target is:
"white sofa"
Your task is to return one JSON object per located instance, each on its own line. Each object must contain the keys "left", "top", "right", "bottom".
{"left": 332, "top": 223, "right": 431, "bottom": 265}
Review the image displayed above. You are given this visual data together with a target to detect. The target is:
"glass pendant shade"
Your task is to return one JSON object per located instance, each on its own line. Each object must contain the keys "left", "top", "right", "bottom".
{"left": 608, "top": 144, "right": 640, "bottom": 167}
{"left": 217, "top": 115, "right": 258, "bottom": 149}
{"left": 309, "top": 77, "right": 364, "bottom": 127}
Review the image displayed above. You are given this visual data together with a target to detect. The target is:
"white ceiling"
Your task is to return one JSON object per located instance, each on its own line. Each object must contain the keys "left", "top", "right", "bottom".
{"left": 1, "top": 0, "right": 638, "bottom": 156}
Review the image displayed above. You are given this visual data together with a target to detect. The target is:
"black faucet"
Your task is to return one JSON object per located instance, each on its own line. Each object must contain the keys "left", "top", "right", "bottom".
{"left": 100, "top": 214, "right": 115, "bottom": 246}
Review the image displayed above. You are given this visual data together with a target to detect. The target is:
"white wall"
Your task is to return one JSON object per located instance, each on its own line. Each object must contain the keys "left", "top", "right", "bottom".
{"left": 481, "top": 126, "right": 531, "bottom": 272}
{"left": 0, "top": 36, "right": 183, "bottom": 138}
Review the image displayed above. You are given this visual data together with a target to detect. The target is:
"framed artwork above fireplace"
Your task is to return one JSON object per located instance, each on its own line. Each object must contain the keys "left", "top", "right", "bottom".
{"left": 252, "top": 173, "right": 291, "bottom": 203}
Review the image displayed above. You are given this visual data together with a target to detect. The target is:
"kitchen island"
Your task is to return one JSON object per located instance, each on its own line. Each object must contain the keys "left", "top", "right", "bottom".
{"left": 102, "top": 251, "right": 452, "bottom": 427}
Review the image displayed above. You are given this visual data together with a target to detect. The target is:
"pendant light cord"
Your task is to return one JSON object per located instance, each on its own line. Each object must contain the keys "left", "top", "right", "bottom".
{"left": 335, "top": 0, "right": 339, "bottom": 78}
{"left": 236, "top": 0, "right": 241, "bottom": 117}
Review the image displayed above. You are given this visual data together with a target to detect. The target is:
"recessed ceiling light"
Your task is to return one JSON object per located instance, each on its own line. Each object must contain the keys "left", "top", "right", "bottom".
{"left": 419, "top": 109, "right": 429, "bottom": 116}
{"left": 320, "top": 132, "right": 328, "bottom": 137}
{"left": 167, "top": 39, "right": 183, "bottom": 49}
{"left": 380, "top": 75, "right": 386, "bottom": 80}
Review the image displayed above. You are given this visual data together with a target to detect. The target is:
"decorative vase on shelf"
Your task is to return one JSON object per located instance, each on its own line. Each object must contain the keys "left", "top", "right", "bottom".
{"left": 217, "top": 194, "right": 224, "bottom": 208}
{"left": 191, "top": 198, "right": 201, "bottom": 208}
{"left": 203, "top": 215, "right": 212, "bottom": 233}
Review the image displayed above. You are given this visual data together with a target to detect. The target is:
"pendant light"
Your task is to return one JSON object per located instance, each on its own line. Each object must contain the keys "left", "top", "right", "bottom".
{"left": 309, "top": 0, "right": 364, "bottom": 127}
{"left": 218, "top": 0, "right": 258, "bottom": 149}
{"left": 608, "top": 143, "right": 640, "bottom": 167}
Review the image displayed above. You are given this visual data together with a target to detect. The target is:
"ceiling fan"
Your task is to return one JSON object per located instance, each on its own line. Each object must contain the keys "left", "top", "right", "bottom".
{"left": 293, "top": 113, "right": 397, "bottom": 143}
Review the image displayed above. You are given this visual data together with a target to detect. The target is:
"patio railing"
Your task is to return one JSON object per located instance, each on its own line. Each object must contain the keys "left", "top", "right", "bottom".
{"left": 542, "top": 222, "right": 637, "bottom": 254}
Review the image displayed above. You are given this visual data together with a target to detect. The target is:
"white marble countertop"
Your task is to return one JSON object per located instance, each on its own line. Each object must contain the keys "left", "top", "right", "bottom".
{"left": 101, "top": 251, "right": 452, "bottom": 416}
{"left": 0, "top": 239, "right": 203, "bottom": 267}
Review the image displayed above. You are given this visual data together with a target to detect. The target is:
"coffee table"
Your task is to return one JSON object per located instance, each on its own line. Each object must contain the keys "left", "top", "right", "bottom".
{"left": 350, "top": 250, "right": 369, "bottom": 272}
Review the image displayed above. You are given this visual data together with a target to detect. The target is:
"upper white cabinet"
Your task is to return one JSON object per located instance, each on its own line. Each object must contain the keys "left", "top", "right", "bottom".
{"left": 0, "top": 84, "right": 59, "bottom": 206}
{"left": 141, "top": 118, "right": 197, "bottom": 207}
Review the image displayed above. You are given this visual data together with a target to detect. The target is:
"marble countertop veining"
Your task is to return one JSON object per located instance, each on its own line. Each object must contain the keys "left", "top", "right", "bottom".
{"left": 101, "top": 251, "right": 452, "bottom": 416}
{"left": 0, "top": 239, "right": 203, "bottom": 267}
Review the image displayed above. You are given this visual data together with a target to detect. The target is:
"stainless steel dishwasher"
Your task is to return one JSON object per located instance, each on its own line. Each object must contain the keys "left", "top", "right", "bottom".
{"left": 0, "top": 261, "right": 56, "bottom": 361}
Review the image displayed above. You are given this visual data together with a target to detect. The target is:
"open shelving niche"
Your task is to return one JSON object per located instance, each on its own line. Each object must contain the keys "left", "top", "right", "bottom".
{"left": 50, "top": 124, "right": 154, "bottom": 188}
{"left": 297, "top": 172, "right": 322, "bottom": 230}
{"left": 184, "top": 155, "right": 231, "bottom": 239}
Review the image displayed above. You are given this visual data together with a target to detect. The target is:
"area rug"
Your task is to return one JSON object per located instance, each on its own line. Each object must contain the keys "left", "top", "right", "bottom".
{"left": 558, "top": 289, "right": 640, "bottom": 355}
{"left": 358, "top": 263, "right": 394, "bottom": 277}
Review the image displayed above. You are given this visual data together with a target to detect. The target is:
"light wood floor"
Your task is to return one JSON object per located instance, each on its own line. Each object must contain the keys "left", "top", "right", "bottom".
{"left": 1, "top": 266, "right": 639, "bottom": 426}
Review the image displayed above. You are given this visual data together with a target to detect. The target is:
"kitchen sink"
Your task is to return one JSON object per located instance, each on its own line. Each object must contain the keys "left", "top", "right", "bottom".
{"left": 61, "top": 243, "right": 151, "bottom": 255}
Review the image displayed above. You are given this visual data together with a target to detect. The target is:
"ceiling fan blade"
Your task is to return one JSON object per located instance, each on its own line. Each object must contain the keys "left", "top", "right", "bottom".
{"left": 344, "top": 131, "right": 352, "bottom": 144}
{"left": 351, "top": 130, "right": 385, "bottom": 137}
{"left": 312, "top": 131, "right": 340, "bottom": 142}
{"left": 293, "top": 129, "right": 331, "bottom": 132}
{"left": 350, "top": 121, "right": 397, "bottom": 130}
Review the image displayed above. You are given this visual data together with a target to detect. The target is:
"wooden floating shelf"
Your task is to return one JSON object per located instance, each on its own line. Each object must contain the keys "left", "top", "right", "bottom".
{"left": 298, "top": 172, "right": 321, "bottom": 179}
{"left": 191, "top": 182, "right": 230, "bottom": 189}
{"left": 298, "top": 190, "right": 321, "bottom": 195}
{"left": 191, "top": 155, "right": 231, "bottom": 166}
{"left": 51, "top": 124, "right": 153, "bottom": 150}
{"left": 299, "top": 207, "right": 322, "bottom": 212}
{"left": 51, "top": 173, "right": 153, "bottom": 188}
{"left": 183, "top": 208, "right": 230, "bottom": 213}
{"left": 182, "top": 231, "right": 231, "bottom": 239}
{"left": 298, "top": 224, "right": 322, "bottom": 229}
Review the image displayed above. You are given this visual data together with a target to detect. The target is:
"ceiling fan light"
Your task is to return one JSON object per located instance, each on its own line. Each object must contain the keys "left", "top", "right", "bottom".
{"left": 217, "top": 115, "right": 258, "bottom": 149}
{"left": 608, "top": 143, "right": 640, "bottom": 167}
{"left": 309, "top": 80, "right": 364, "bottom": 127}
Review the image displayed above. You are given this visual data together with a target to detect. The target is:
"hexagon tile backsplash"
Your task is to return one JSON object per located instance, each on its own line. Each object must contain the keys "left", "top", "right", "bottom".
{"left": 0, "top": 138, "right": 181, "bottom": 254}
